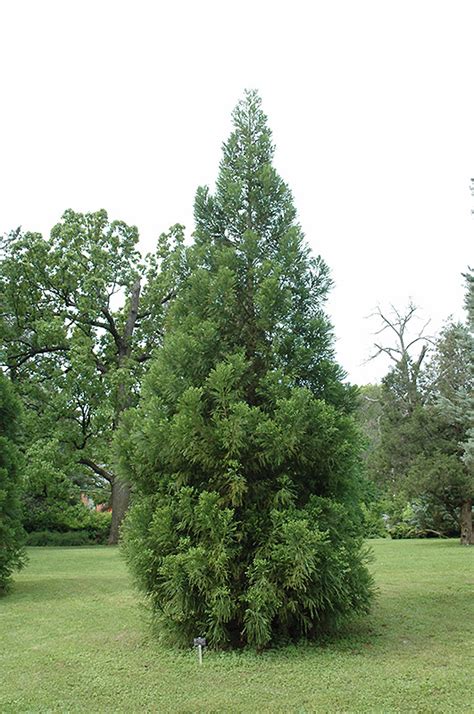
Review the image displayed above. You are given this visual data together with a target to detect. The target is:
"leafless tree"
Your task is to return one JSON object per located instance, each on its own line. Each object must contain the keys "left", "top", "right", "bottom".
{"left": 368, "top": 302, "right": 435, "bottom": 413}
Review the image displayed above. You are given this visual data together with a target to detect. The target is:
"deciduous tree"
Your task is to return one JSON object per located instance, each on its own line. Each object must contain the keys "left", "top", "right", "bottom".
{"left": 0, "top": 211, "right": 184, "bottom": 542}
{"left": 369, "top": 297, "right": 473, "bottom": 543}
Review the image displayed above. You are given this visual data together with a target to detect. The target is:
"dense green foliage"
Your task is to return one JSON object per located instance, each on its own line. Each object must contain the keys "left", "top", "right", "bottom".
{"left": 119, "top": 92, "right": 372, "bottom": 649}
{"left": 0, "top": 211, "right": 183, "bottom": 542}
{"left": 0, "top": 374, "right": 26, "bottom": 593}
{"left": 20, "top": 434, "right": 112, "bottom": 541}
{"left": 25, "top": 518, "right": 111, "bottom": 546}
{"left": 459, "top": 267, "right": 474, "bottom": 475}
{"left": 415, "top": 322, "right": 473, "bottom": 531}
{"left": 359, "top": 285, "right": 473, "bottom": 541}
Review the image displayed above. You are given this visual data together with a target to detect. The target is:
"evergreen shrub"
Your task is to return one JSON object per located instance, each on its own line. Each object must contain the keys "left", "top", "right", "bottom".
{"left": 26, "top": 530, "right": 91, "bottom": 546}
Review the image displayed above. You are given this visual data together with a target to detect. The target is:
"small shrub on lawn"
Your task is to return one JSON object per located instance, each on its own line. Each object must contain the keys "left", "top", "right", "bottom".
{"left": 25, "top": 512, "right": 112, "bottom": 546}
{"left": 26, "top": 530, "right": 92, "bottom": 546}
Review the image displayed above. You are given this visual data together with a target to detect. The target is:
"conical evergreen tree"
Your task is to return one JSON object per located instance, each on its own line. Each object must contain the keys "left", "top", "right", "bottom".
{"left": 119, "top": 91, "right": 372, "bottom": 648}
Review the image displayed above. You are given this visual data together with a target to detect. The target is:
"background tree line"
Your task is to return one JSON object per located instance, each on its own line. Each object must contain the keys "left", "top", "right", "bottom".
{"left": 357, "top": 270, "right": 473, "bottom": 544}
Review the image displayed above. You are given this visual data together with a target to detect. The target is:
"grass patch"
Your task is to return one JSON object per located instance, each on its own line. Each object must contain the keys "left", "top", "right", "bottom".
{"left": 1, "top": 540, "right": 473, "bottom": 712}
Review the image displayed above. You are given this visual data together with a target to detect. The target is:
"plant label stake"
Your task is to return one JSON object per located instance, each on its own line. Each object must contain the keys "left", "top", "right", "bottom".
{"left": 193, "top": 637, "right": 206, "bottom": 665}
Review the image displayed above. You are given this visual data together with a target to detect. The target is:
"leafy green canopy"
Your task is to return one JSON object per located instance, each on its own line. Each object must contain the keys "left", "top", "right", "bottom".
{"left": 0, "top": 374, "right": 26, "bottom": 593}
{"left": 0, "top": 211, "right": 184, "bottom": 542}
{"left": 120, "top": 92, "right": 372, "bottom": 649}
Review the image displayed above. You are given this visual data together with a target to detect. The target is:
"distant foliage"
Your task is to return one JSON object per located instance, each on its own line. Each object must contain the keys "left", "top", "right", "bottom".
{"left": 119, "top": 92, "right": 373, "bottom": 649}
{"left": 359, "top": 500, "right": 387, "bottom": 538}
{"left": 0, "top": 374, "right": 26, "bottom": 593}
{"left": 26, "top": 520, "right": 111, "bottom": 546}
{"left": 26, "top": 531, "right": 90, "bottom": 547}
{"left": 361, "top": 288, "right": 474, "bottom": 543}
{"left": 381, "top": 493, "right": 458, "bottom": 539}
{"left": 20, "top": 438, "right": 111, "bottom": 539}
{"left": 22, "top": 484, "right": 112, "bottom": 544}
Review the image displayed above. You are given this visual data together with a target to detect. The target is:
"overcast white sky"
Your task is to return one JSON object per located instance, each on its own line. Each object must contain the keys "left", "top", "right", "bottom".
{"left": 1, "top": 1, "right": 472, "bottom": 384}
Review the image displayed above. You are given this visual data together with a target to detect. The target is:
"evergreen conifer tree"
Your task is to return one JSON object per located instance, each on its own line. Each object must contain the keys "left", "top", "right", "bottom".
{"left": 0, "top": 373, "right": 26, "bottom": 593}
{"left": 119, "top": 91, "right": 372, "bottom": 648}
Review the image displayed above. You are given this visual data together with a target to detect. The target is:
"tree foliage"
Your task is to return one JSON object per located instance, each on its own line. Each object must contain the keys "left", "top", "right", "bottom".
{"left": 0, "top": 212, "right": 184, "bottom": 541}
{"left": 0, "top": 374, "right": 26, "bottom": 593}
{"left": 119, "top": 91, "right": 373, "bottom": 649}
{"left": 365, "top": 295, "right": 473, "bottom": 543}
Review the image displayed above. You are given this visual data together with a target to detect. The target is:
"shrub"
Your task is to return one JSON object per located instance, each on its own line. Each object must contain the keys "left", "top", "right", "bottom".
{"left": 26, "top": 530, "right": 92, "bottom": 546}
{"left": 360, "top": 501, "right": 388, "bottom": 538}
{"left": 82, "top": 510, "right": 112, "bottom": 543}
{"left": 384, "top": 495, "right": 458, "bottom": 539}
{"left": 24, "top": 509, "right": 111, "bottom": 545}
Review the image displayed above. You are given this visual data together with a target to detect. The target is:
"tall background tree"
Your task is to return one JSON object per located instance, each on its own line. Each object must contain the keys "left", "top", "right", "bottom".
{"left": 0, "top": 373, "right": 26, "bottom": 593}
{"left": 424, "top": 316, "right": 473, "bottom": 544}
{"left": 119, "top": 91, "right": 372, "bottom": 649}
{"left": 366, "top": 304, "right": 434, "bottom": 496}
{"left": 0, "top": 211, "right": 184, "bottom": 542}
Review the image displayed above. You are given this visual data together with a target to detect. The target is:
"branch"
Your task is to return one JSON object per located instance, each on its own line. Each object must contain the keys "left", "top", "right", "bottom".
{"left": 99, "top": 307, "right": 124, "bottom": 350}
{"left": 367, "top": 303, "right": 433, "bottom": 367}
{"left": 53, "top": 310, "right": 111, "bottom": 334}
{"left": 7, "top": 343, "right": 70, "bottom": 368}
{"left": 124, "top": 279, "right": 142, "bottom": 345}
{"left": 405, "top": 319, "right": 435, "bottom": 351}
{"left": 90, "top": 348, "right": 108, "bottom": 375}
{"left": 368, "top": 343, "right": 402, "bottom": 363}
{"left": 413, "top": 343, "right": 429, "bottom": 374}
{"left": 73, "top": 432, "right": 93, "bottom": 450}
{"left": 134, "top": 351, "right": 152, "bottom": 364}
{"left": 79, "top": 457, "right": 115, "bottom": 484}
{"left": 136, "top": 288, "right": 176, "bottom": 321}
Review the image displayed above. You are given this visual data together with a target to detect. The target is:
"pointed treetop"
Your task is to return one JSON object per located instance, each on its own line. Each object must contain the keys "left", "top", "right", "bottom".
{"left": 194, "top": 90, "right": 297, "bottom": 247}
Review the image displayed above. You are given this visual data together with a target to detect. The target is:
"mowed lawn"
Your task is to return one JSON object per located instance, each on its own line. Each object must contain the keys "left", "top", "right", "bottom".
{"left": 1, "top": 540, "right": 473, "bottom": 713}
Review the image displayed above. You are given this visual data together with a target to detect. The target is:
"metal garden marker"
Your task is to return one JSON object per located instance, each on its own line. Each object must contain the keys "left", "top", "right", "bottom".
{"left": 193, "top": 637, "right": 206, "bottom": 665}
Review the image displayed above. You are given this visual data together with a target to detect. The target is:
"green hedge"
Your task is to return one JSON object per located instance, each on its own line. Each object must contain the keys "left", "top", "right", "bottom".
{"left": 26, "top": 511, "right": 112, "bottom": 546}
{"left": 26, "top": 530, "right": 93, "bottom": 546}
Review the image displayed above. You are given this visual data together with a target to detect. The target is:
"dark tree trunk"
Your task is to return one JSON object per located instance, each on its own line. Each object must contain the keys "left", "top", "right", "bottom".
{"left": 460, "top": 498, "right": 473, "bottom": 546}
{"left": 108, "top": 478, "right": 131, "bottom": 545}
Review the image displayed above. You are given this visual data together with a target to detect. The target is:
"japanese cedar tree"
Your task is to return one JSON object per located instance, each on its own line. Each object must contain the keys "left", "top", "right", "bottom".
{"left": 119, "top": 91, "right": 373, "bottom": 649}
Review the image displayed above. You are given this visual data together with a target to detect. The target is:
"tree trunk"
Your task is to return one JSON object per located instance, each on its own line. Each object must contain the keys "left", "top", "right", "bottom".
{"left": 106, "top": 278, "right": 142, "bottom": 545}
{"left": 108, "top": 478, "right": 131, "bottom": 545}
{"left": 460, "top": 498, "right": 473, "bottom": 546}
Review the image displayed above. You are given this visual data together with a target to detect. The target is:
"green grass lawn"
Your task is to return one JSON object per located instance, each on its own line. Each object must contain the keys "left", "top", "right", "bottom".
{"left": 1, "top": 540, "right": 473, "bottom": 713}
